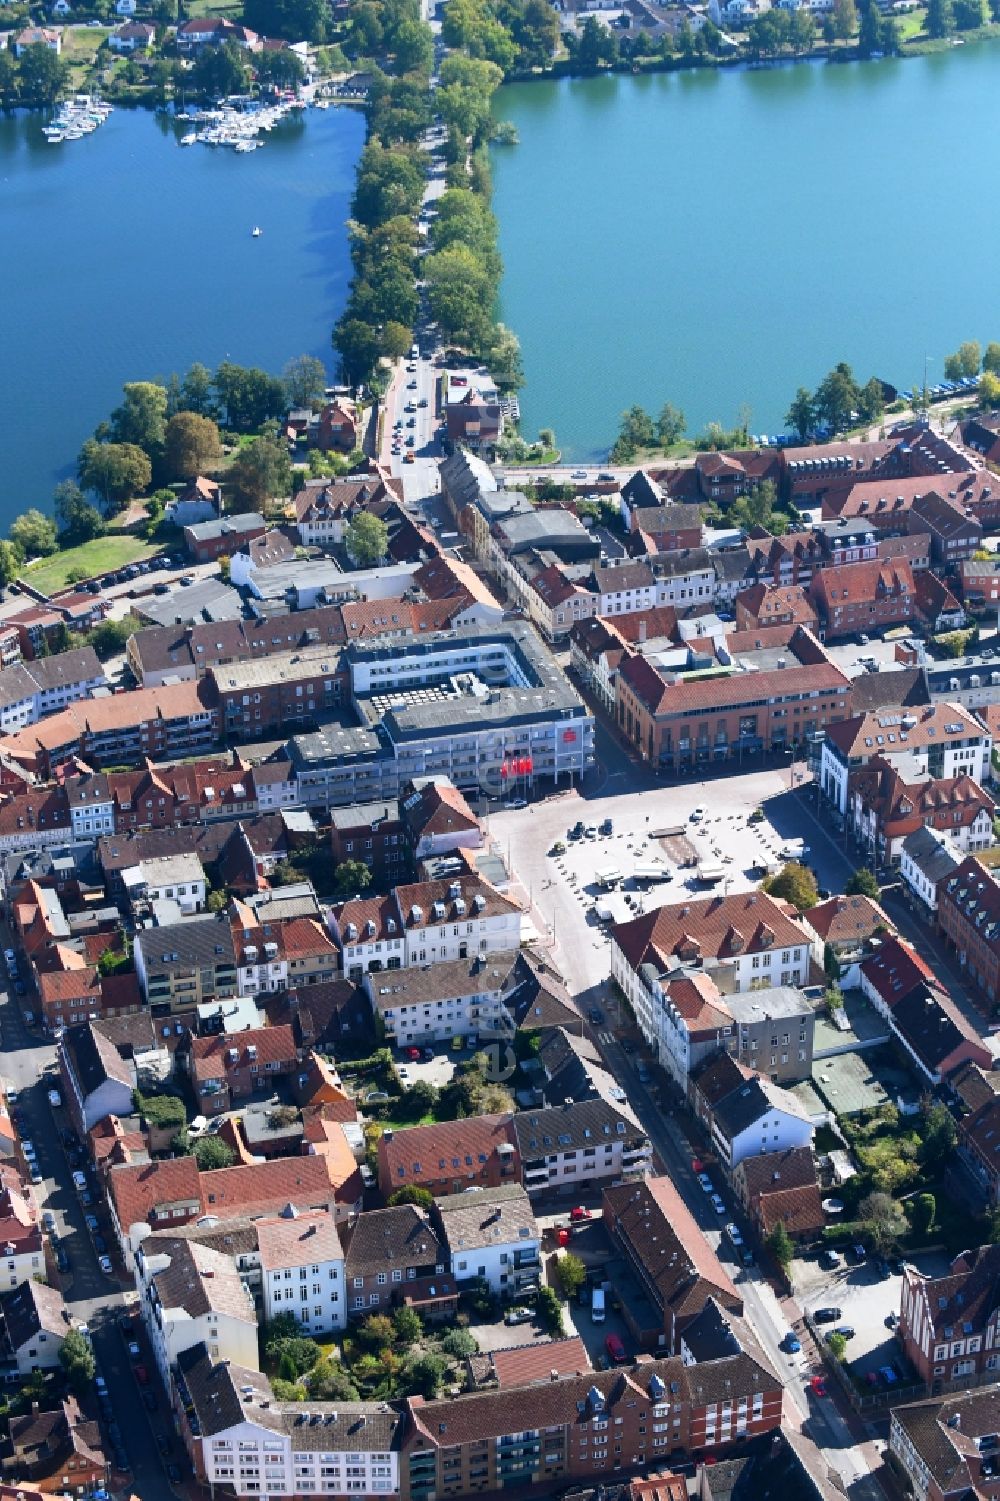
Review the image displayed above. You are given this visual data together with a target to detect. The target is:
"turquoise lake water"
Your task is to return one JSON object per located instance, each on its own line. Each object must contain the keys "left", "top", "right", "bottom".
{"left": 0, "top": 104, "right": 365, "bottom": 525}
{"left": 491, "top": 46, "right": 1000, "bottom": 458}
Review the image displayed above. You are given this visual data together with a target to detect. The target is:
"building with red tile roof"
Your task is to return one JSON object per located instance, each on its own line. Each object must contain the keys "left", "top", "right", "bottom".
{"left": 188, "top": 1025, "right": 299, "bottom": 1114}
{"left": 377, "top": 1113, "right": 520, "bottom": 1198}
{"left": 603, "top": 1176, "right": 741, "bottom": 1350}
{"left": 734, "top": 583, "right": 817, "bottom": 633}
{"left": 809, "top": 557, "right": 916, "bottom": 640}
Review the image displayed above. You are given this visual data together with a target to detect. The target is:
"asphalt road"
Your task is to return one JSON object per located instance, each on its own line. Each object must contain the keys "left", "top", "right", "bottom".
{"left": 0, "top": 984, "right": 176, "bottom": 1501}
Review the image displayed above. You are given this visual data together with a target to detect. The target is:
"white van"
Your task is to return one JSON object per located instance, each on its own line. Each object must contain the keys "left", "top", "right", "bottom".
{"left": 591, "top": 1287, "right": 606, "bottom": 1323}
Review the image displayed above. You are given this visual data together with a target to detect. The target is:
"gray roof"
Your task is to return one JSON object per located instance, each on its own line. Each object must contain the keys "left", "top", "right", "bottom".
{"left": 342, "top": 1205, "right": 445, "bottom": 1278}
{"left": 370, "top": 950, "right": 519, "bottom": 1013}
{"left": 135, "top": 913, "right": 236, "bottom": 975}
{"left": 495, "top": 506, "right": 597, "bottom": 556}
{"left": 726, "top": 986, "right": 811, "bottom": 1024}
{"left": 61, "top": 1020, "right": 134, "bottom": 1098}
{"left": 652, "top": 546, "right": 714, "bottom": 579}
{"left": 0, "top": 1278, "right": 67, "bottom": 1355}
{"left": 0, "top": 646, "right": 103, "bottom": 711}
{"left": 440, "top": 448, "right": 497, "bottom": 508}
{"left": 712, "top": 1076, "right": 809, "bottom": 1142}
{"left": 901, "top": 825, "right": 962, "bottom": 885}
{"left": 434, "top": 1184, "right": 538, "bottom": 1254}
{"left": 511, "top": 1097, "right": 645, "bottom": 1158}
{"left": 329, "top": 800, "right": 401, "bottom": 830}
{"left": 138, "top": 577, "right": 244, "bottom": 628}
{"left": 185, "top": 513, "right": 266, "bottom": 543}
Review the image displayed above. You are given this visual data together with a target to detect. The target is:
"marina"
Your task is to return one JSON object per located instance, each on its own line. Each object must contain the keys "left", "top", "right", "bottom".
{"left": 173, "top": 97, "right": 305, "bottom": 151}
{"left": 42, "top": 94, "right": 112, "bottom": 145}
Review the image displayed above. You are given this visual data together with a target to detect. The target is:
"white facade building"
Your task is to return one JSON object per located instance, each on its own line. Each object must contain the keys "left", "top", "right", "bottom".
{"left": 256, "top": 1211, "right": 346, "bottom": 1335}
{"left": 135, "top": 1238, "right": 258, "bottom": 1389}
{"left": 434, "top": 1185, "right": 540, "bottom": 1298}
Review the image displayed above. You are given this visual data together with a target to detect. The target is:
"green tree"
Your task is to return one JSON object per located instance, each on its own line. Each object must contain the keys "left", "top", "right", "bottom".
{"left": 487, "top": 324, "right": 525, "bottom": 391}
{"left": 9, "top": 509, "right": 57, "bottom": 559}
{"left": 351, "top": 141, "right": 427, "bottom": 228}
{"left": 913, "top": 1192, "right": 936, "bottom": 1236}
{"left": 656, "top": 402, "right": 686, "bottom": 446}
{"left": 334, "top": 859, "right": 374, "bottom": 899}
{"left": 766, "top": 1221, "right": 794, "bottom": 1269}
{"left": 207, "top": 889, "right": 228, "bottom": 913}
{"left": 283, "top": 354, "right": 328, "bottom": 409}
{"left": 846, "top": 868, "right": 880, "bottom": 898}
{"left": 387, "top": 1185, "right": 434, "bottom": 1208}
{"left": 979, "top": 371, "right": 1000, "bottom": 409}
{"left": 193, "top": 37, "right": 250, "bottom": 95}
{"left": 424, "top": 242, "right": 494, "bottom": 347}
{"left": 513, "top": 0, "right": 560, "bottom": 66}
{"left": 441, "top": 1327, "right": 479, "bottom": 1359}
{"left": 813, "top": 361, "right": 861, "bottom": 431}
{"left": 230, "top": 432, "right": 293, "bottom": 511}
{"left": 788, "top": 9, "right": 816, "bottom": 49}
{"left": 381, "top": 321, "right": 414, "bottom": 361}
{"left": 536, "top": 1284, "right": 564, "bottom": 1334}
{"left": 925, "top": 0, "right": 955, "bottom": 33}
{"left": 857, "top": 377, "right": 885, "bottom": 424}
{"left": 405, "top": 1351, "right": 447, "bottom": 1398}
{"left": 334, "top": 319, "right": 382, "bottom": 386}
{"left": 345, "top": 512, "right": 389, "bottom": 568}
{"left": 391, "top": 1306, "right": 423, "bottom": 1346}
{"left": 358, "top": 1314, "right": 395, "bottom": 1353}
{"left": 214, "top": 362, "right": 287, "bottom": 432}
{"left": 919, "top": 1100, "right": 957, "bottom": 1171}
{"left": 556, "top": 1252, "right": 587, "bottom": 1299}
{"left": 823, "top": 945, "right": 842, "bottom": 983}
{"left": 193, "top": 1135, "right": 236, "bottom": 1171}
{"left": 0, "top": 541, "right": 21, "bottom": 594}
{"left": 857, "top": 0, "right": 885, "bottom": 53}
{"left": 255, "top": 45, "right": 307, "bottom": 86}
{"left": 59, "top": 1327, "right": 96, "bottom": 1396}
{"left": 858, "top": 1190, "right": 904, "bottom": 1251}
{"left": 78, "top": 440, "right": 152, "bottom": 513}
{"left": 732, "top": 477, "right": 780, "bottom": 533}
{"left": 309, "top": 1357, "right": 360, "bottom": 1401}
{"left": 824, "top": 984, "right": 845, "bottom": 1018}
{"left": 18, "top": 43, "right": 68, "bottom": 105}
{"left": 88, "top": 617, "right": 135, "bottom": 661}
{"left": 610, "top": 404, "right": 656, "bottom": 460}
{"left": 245, "top": 0, "right": 328, "bottom": 40}
{"left": 762, "top": 862, "right": 819, "bottom": 912}
{"left": 164, "top": 411, "right": 222, "bottom": 480}
{"left": 53, "top": 481, "right": 106, "bottom": 545}
{"left": 109, "top": 381, "right": 168, "bottom": 462}
{"left": 785, "top": 386, "right": 815, "bottom": 441}
{"left": 181, "top": 361, "right": 218, "bottom": 417}
{"left": 944, "top": 340, "right": 981, "bottom": 379}
{"left": 578, "top": 13, "right": 618, "bottom": 66}
{"left": 983, "top": 343, "right": 1000, "bottom": 376}
{"left": 826, "top": 1330, "right": 848, "bottom": 1360}
{"left": 832, "top": 0, "right": 857, "bottom": 35}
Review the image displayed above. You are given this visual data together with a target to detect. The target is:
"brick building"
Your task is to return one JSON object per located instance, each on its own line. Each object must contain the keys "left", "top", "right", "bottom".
{"left": 899, "top": 1243, "right": 1000, "bottom": 1385}
{"left": 937, "top": 856, "right": 1000, "bottom": 1008}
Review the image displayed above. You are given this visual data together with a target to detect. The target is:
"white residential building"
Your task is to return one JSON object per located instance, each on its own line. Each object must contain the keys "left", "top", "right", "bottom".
{"left": 510, "top": 1098, "right": 652, "bottom": 1195}
{"left": 178, "top": 1347, "right": 402, "bottom": 1499}
{"left": 899, "top": 826, "right": 963, "bottom": 915}
{"left": 134, "top": 1238, "right": 258, "bottom": 1389}
{"left": 331, "top": 876, "right": 522, "bottom": 980}
{"left": 610, "top": 891, "right": 812, "bottom": 1051}
{"left": 367, "top": 951, "right": 518, "bottom": 1046}
{"left": 256, "top": 1210, "right": 346, "bottom": 1335}
{"left": 434, "top": 1184, "right": 540, "bottom": 1298}
{"left": 820, "top": 703, "right": 991, "bottom": 816}
{"left": 0, "top": 1281, "right": 67, "bottom": 1376}
{"left": 122, "top": 852, "right": 207, "bottom": 915}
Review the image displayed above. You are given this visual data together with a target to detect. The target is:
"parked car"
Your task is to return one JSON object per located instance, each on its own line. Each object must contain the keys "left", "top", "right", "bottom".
{"left": 710, "top": 1194, "right": 726, "bottom": 1216}
{"left": 569, "top": 1206, "right": 592, "bottom": 1223}
{"left": 504, "top": 1306, "right": 533, "bottom": 1326}
{"left": 813, "top": 1307, "right": 842, "bottom": 1324}
{"left": 41, "top": 1211, "right": 56, "bottom": 1234}
{"left": 47, "top": 1089, "right": 61, "bottom": 1108}
{"left": 72, "top": 1170, "right": 87, "bottom": 1192}
{"left": 405, "top": 1047, "right": 422, "bottom": 1062}
{"left": 780, "top": 1332, "right": 801, "bottom": 1353}
{"left": 818, "top": 1248, "right": 841, "bottom": 1270}
{"left": 127, "top": 1340, "right": 141, "bottom": 1360}
{"left": 605, "top": 1333, "right": 627, "bottom": 1364}
{"left": 809, "top": 1375, "right": 828, "bottom": 1397}
{"left": 696, "top": 1173, "right": 714, "bottom": 1194}
{"left": 98, "top": 1255, "right": 113, "bottom": 1275}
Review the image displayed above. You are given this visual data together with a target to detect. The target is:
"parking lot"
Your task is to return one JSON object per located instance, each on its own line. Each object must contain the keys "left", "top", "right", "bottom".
{"left": 796, "top": 1247, "right": 952, "bottom": 1383}
{"left": 490, "top": 769, "right": 835, "bottom": 1001}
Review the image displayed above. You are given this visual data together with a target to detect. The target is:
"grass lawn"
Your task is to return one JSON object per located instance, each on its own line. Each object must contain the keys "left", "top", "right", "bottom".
{"left": 23, "top": 535, "right": 157, "bottom": 595}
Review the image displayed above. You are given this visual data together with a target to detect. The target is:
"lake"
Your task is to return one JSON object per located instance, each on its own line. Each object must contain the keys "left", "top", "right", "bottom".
{"left": 491, "top": 45, "right": 1000, "bottom": 459}
{"left": 0, "top": 103, "right": 365, "bottom": 528}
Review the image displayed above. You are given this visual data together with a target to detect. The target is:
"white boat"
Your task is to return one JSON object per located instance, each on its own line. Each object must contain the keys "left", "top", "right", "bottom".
{"left": 251, "top": 226, "right": 262, "bottom": 237}
{"left": 180, "top": 132, "right": 198, "bottom": 145}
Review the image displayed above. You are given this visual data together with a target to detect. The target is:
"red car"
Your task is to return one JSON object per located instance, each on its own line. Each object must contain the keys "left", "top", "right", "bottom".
{"left": 691, "top": 1157, "right": 704, "bottom": 1174}
{"left": 134, "top": 1365, "right": 149, "bottom": 1386}
{"left": 605, "top": 1333, "right": 627, "bottom": 1364}
{"left": 810, "top": 1375, "right": 828, "bottom": 1397}
{"left": 569, "top": 1206, "right": 592, "bottom": 1223}
{"left": 405, "top": 1048, "right": 421, "bottom": 1062}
